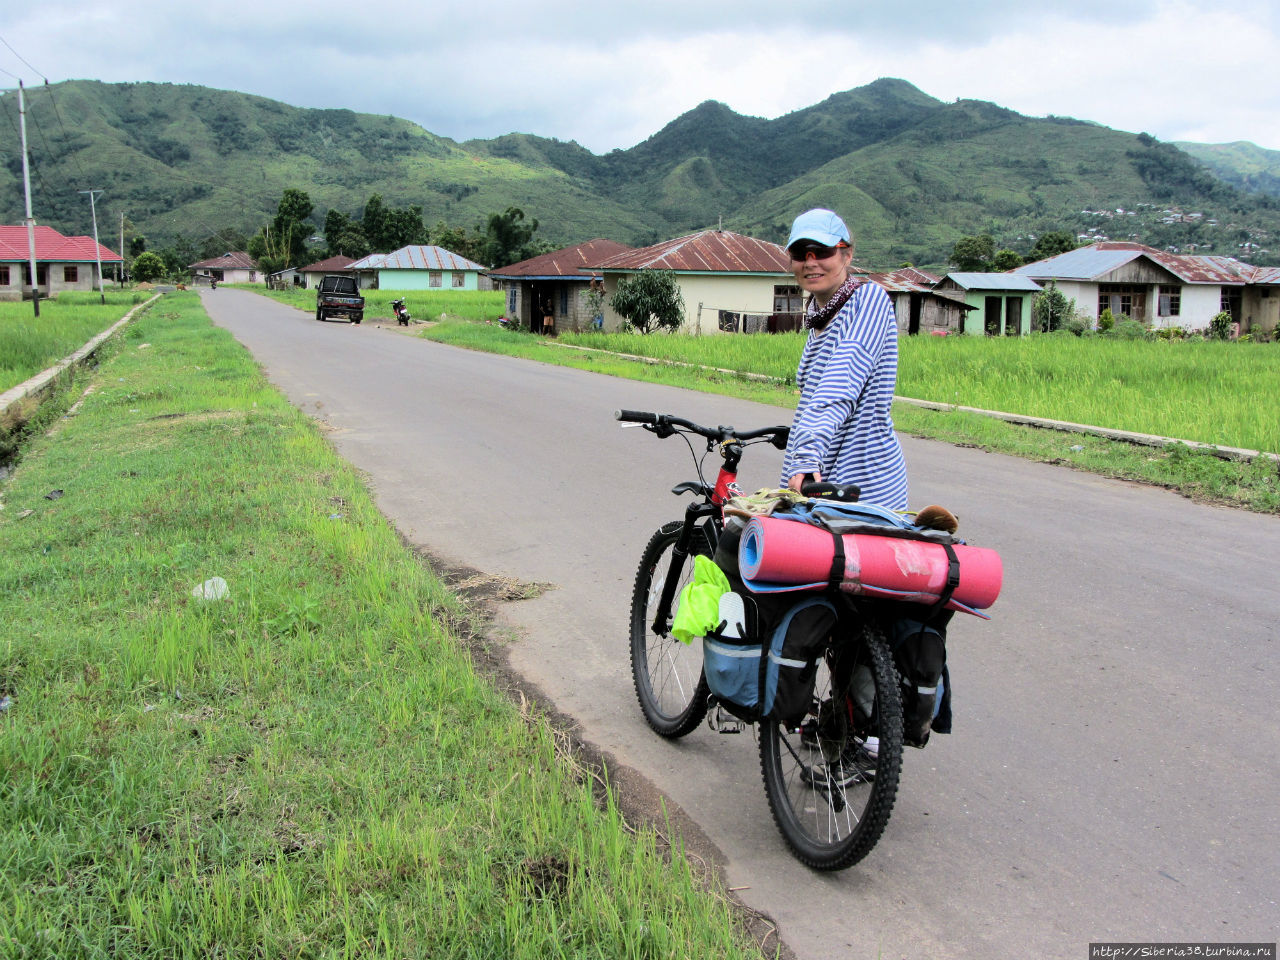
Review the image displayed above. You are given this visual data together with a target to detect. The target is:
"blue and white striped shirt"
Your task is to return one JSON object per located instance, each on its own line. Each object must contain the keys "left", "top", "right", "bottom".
{"left": 780, "top": 281, "right": 908, "bottom": 510}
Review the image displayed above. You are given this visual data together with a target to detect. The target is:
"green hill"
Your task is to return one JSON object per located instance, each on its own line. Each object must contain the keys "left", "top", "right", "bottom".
{"left": 1175, "top": 140, "right": 1280, "bottom": 198}
{"left": 3, "top": 78, "right": 1277, "bottom": 269}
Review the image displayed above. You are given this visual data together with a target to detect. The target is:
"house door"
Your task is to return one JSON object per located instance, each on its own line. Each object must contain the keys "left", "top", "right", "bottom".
{"left": 984, "top": 296, "right": 1002, "bottom": 335}
{"left": 1004, "top": 297, "right": 1022, "bottom": 336}
{"left": 908, "top": 294, "right": 922, "bottom": 335}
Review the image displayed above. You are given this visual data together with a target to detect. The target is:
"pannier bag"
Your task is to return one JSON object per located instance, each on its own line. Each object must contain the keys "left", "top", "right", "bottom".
{"left": 703, "top": 595, "right": 838, "bottom": 725}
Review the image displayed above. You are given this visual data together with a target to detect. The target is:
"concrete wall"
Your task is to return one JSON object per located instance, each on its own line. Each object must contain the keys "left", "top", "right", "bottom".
{"left": 378, "top": 268, "right": 479, "bottom": 291}
{"left": 0, "top": 261, "right": 113, "bottom": 301}
{"left": 1241, "top": 287, "right": 1279, "bottom": 337}
{"left": 494, "top": 279, "right": 600, "bottom": 332}
{"left": 956, "top": 290, "right": 1033, "bottom": 336}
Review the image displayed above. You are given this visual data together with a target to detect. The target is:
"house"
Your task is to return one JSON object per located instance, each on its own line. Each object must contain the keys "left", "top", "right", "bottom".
{"left": 587, "top": 230, "right": 796, "bottom": 334}
{"left": 1012, "top": 241, "right": 1280, "bottom": 334}
{"left": 346, "top": 246, "right": 486, "bottom": 292}
{"left": 932, "top": 273, "right": 1043, "bottom": 335}
{"left": 487, "top": 239, "right": 632, "bottom": 333}
{"left": 188, "top": 251, "right": 260, "bottom": 285}
{"left": 297, "top": 255, "right": 357, "bottom": 289}
{"left": 0, "top": 225, "right": 122, "bottom": 302}
{"left": 861, "top": 267, "right": 978, "bottom": 336}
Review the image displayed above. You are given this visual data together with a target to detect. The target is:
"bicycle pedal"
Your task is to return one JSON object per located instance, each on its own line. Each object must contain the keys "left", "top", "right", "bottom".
{"left": 707, "top": 705, "right": 745, "bottom": 734}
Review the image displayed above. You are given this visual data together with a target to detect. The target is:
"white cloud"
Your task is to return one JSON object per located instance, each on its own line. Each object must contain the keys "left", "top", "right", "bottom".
{"left": 3, "top": 0, "right": 1279, "bottom": 151}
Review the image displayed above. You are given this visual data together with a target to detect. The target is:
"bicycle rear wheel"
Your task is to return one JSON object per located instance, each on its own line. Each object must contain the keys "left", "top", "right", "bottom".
{"left": 629, "top": 521, "right": 713, "bottom": 737}
{"left": 758, "top": 620, "right": 903, "bottom": 870}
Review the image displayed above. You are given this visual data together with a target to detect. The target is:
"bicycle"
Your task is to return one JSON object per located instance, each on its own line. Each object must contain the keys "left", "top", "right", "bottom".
{"left": 618, "top": 408, "right": 906, "bottom": 871}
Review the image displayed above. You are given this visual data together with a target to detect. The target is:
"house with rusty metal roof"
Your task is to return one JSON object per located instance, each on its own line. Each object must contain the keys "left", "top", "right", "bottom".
{"left": 188, "top": 251, "right": 261, "bottom": 286}
{"left": 932, "top": 273, "right": 1043, "bottom": 336}
{"left": 859, "top": 267, "right": 980, "bottom": 336}
{"left": 586, "top": 229, "right": 797, "bottom": 334}
{"left": 0, "top": 225, "right": 123, "bottom": 301}
{"left": 346, "top": 245, "right": 487, "bottom": 292}
{"left": 487, "top": 239, "right": 632, "bottom": 333}
{"left": 1013, "top": 241, "right": 1280, "bottom": 335}
{"left": 297, "top": 254, "right": 357, "bottom": 290}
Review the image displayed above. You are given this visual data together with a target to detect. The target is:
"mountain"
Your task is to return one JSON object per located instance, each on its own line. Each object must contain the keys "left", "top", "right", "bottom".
{"left": 1174, "top": 140, "right": 1280, "bottom": 198}
{"left": 3, "top": 78, "right": 1277, "bottom": 269}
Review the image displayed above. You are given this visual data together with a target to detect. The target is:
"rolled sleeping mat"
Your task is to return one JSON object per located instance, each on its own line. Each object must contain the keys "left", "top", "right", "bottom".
{"left": 738, "top": 515, "right": 1002, "bottom": 615}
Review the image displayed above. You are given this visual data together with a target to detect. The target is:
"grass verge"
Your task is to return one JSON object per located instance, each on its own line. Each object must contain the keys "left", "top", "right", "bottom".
{"left": 421, "top": 320, "right": 1280, "bottom": 514}
{"left": 0, "top": 292, "right": 770, "bottom": 959}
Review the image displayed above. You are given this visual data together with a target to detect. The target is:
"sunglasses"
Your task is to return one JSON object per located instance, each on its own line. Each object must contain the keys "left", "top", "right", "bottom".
{"left": 788, "top": 242, "right": 848, "bottom": 262}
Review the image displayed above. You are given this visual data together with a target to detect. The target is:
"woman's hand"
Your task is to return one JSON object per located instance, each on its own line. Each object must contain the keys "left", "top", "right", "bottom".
{"left": 787, "top": 471, "right": 820, "bottom": 493}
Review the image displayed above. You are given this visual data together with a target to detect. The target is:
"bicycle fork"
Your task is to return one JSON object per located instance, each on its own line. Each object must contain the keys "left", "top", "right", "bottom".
{"left": 650, "top": 499, "right": 718, "bottom": 636}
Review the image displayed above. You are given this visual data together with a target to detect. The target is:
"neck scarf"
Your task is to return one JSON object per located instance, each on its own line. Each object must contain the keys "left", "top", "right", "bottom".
{"left": 805, "top": 274, "right": 864, "bottom": 331}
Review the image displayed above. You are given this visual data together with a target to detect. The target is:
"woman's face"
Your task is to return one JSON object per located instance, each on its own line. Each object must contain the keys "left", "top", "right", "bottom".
{"left": 789, "top": 243, "right": 852, "bottom": 304}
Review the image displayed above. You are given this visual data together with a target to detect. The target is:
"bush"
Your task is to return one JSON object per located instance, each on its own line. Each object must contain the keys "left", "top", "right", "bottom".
{"left": 1208, "top": 311, "right": 1234, "bottom": 341}
{"left": 131, "top": 251, "right": 167, "bottom": 283}
{"left": 1156, "top": 326, "right": 1186, "bottom": 340}
{"left": 1097, "top": 308, "right": 1116, "bottom": 334}
{"left": 1113, "top": 319, "right": 1150, "bottom": 340}
{"left": 611, "top": 269, "right": 685, "bottom": 334}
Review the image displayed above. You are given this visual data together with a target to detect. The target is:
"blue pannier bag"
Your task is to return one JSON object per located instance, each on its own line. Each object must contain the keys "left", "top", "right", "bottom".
{"left": 703, "top": 595, "right": 838, "bottom": 725}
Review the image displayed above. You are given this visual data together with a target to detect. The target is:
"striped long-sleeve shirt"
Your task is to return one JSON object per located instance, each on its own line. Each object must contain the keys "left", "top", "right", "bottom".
{"left": 779, "top": 281, "right": 908, "bottom": 510}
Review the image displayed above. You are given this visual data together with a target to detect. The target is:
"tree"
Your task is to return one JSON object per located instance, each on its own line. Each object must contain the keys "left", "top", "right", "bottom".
{"left": 610, "top": 270, "right": 685, "bottom": 334}
{"left": 991, "top": 249, "right": 1024, "bottom": 271}
{"left": 1032, "top": 281, "right": 1075, "bottom": 332}
{"left": 948, "top": 234, "right": 995, "bottom": 272}
{"left": 1028, "top": 230, "right": 1078, "bottom": 263}
{"left": 131, "top": 251, "right": 166, "bottom": 283}
{"left": 361, "top": 194, "right": 427, "bottom": 252}
{"left": 129, "top": 235, "right": 147, "bottom": 257}
{"left": 269, "top": 188, "right": 313, "bottom": 267}
{"left": 480, "top": 207, "right": 540, "bottom": 268}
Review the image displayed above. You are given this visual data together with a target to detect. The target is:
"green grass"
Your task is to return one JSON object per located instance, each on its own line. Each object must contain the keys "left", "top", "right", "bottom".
{"left": 0, "top": 291, "right": 154, "bottom": 393}
{"left": 246, "top": 285, "right": 505, "bottom": 323}
{"left": 0, "top": 292, "right": 766, "bottom": 959}
{"left": 425, "top": 320, "right": 1280, "bottom": 513}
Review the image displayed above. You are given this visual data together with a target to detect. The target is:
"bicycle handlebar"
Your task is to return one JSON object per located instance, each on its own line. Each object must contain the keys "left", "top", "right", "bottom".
{"left": 614, "top": 409, "right": 789, "bottom": 448}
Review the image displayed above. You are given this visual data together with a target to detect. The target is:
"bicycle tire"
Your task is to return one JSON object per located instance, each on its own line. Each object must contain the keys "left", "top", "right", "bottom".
{"left": 758, "top": 620, "right": 903, "bottom": 870}
{"left": 629, "top": 521, "right": 714, "bottom": 737}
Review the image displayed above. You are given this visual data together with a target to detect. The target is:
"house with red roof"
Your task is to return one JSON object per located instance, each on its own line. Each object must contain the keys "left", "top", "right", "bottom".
{"left": 487, "top": 239, "right": 632, "bottom": 333}
{"left": 0, "top": 225, "right": 123, "bottom": 302}
{"left": 188, "top": 251, "right": 261, "bottom": 286}
{"left": 297, "top": 254, "right": 357, "bottom": 290}
{"left": 586, "top": 230, "right": 796, "bottom": 334}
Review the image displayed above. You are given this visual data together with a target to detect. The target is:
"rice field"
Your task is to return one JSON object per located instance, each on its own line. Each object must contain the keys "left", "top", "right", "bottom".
{"left": 0, "top": 291, "right": 153, "bottom": 393}
{"left": 247, "top": 285, "right": 505, "bottom": 323}
{"left": 556, "top": 330, "right": 1280, "bottom": 454}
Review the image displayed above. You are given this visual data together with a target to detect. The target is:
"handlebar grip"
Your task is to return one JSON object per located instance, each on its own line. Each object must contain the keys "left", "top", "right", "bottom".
{"left": 801, "top": 480, "right": 861, "bottom": 503}
{"left": 615, "top": 409, "right": 658, "bottom": 424}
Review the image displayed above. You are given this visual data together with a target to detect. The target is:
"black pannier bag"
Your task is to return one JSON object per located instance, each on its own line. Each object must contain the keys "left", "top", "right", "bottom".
{"left": 891, "top": 615, "right": 952, "bottom": 747}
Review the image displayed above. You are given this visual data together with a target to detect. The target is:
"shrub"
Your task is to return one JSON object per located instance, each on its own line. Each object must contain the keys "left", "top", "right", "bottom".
{"left": 1208, "top": 311, "right": 1233, "bottom": 341}
{"left": 1114, "top": 319, "right": 1150, "bottom": 340}
{"left": 1097, "top": 308, "right": 1116, "bottom": 334}
{"left": 131, "top": 251, "right": 167, "bottom": 283}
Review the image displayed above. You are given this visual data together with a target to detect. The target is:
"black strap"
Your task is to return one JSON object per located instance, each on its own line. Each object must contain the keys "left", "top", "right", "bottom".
{"left": 923, "top": 541, "right": 961, "bottom": 621}
{"left": 827, "top": 530, "right": 845, "bottom": 589}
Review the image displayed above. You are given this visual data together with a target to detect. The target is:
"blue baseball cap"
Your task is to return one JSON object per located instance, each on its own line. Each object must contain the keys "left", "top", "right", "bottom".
{"left": 786, "top": 208, "right": 850, "bottom": 249}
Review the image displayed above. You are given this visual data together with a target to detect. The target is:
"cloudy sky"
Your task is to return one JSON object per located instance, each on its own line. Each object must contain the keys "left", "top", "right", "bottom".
{"left": 6, "top": 0, "right": 1280, "bottom": 153}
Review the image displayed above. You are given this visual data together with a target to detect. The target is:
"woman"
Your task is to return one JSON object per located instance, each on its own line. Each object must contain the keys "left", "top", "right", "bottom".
{"left": 780, "top": 208, "right": 908, "bottom": 510}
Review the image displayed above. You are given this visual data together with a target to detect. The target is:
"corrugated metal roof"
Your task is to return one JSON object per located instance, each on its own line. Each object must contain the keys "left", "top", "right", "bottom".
{"left": 299, "top": 254, "right": 356, "bottom": 273}
{"left": 858, "top": 269, "right": 938, "bottom": 294}
{"left": 588, "top": 230, "right": 791, "bottom": 274}
{"left": 944, "top": 272, "right": 1043, "bottom": 292}
{"left": 1242, "top": 265, "right": 1280, "bottom": 284}
{"left": 0, "top": 225, "right": 121, "bottom": 263}
{"left": 188, "top": 250, "right": 257, "bottom": 270}
{"left": 1015, "top": 241, "right": 1256, "bottom": 285}
{"left": 488, "top": 239, "right": 632, "bottom": 279}
{"left": 368, "top": 245, "right": 487, "bottom": 272}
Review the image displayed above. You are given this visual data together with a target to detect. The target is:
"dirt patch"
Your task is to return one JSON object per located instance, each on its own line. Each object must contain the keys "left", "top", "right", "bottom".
{"left": 417, "top": 547, "right": 793, "bottom": 960}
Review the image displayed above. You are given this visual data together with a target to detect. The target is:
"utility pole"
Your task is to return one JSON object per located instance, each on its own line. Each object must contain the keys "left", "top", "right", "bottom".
{"left": 119, "top": 210, "right": 125, "bottom": 283}
{"left": 18, "top": 81, "right": 39, "bottom": 317}
{"left": 79, "top": 189, "right": 106, "bottom": 304}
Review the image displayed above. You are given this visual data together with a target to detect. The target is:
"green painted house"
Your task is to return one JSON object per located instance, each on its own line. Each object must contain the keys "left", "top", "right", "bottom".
{"left": 347, "top": 245, "right": 486, "bottom": 291}
{"left": 934, "top": 273, "right": 1043, "bottom": 336}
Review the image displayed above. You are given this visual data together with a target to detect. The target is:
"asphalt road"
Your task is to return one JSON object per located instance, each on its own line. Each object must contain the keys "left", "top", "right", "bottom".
{"left": 201, "top": 289, "right": 1280, "bottom": 959}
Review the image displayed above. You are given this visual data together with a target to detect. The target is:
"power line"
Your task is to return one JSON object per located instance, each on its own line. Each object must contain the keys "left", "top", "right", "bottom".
{"left": 39, "top": 80, "right": 92, "bottom": 188}
{"left": 0, "top": 33, "right": 45, "bottom": 80}
{"left": 0, "top": 92, "right": 55, "bottom": 211}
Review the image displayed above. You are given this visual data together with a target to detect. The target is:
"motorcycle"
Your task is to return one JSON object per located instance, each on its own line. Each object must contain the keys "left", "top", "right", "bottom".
{"left": 391, "top": 298, "right": 411, "bottom": 326}
{"left": 210, "top": 278, "right": 217, "bottom": 290}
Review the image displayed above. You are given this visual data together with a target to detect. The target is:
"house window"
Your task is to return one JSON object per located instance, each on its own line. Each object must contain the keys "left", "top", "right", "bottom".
{"left": 64, "top": 265, "right": 79, "bottom": 283}
{"left": 1158, "top": 285, "right": 1181, "bottom": 317}
{"left": 559, "top": 285, "right": 568, "bottom": 315}
{"left": 452, "top": 272, "right": 464, "bottom": 288}
{"left": 22, "top": 264, "right": 49, "bottom": 286}
{"left": 507, "top": 288, "right": 517, "bottom": 313}
{"left": 429, "top": 271, "right": 442, "bottom": 288}
{"left": 0, "top": 266, "right": 9, "bottom": 285}
{"left": 1098, "top": 284, "right": 1147, "bottom": 321}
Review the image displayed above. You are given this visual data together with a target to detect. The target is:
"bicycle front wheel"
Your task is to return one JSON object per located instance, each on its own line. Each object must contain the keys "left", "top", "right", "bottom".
{"left": 759, "top": 620, "right": 903, "bottom": 870}
{"left": 629, "top": 521, "right": 713, "bottom": 738}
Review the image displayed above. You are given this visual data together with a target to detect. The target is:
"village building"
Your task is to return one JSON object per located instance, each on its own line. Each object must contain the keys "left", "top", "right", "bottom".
{"left": 487, "top": 239, "right": 632, "bottom": 334}
{"left": 587, "top": 230, "right": 797, "bottom": 334}
{"left": 188, "top": 251, "right": 261, "bottom": 286}
{"left": 0, "top": 225, "right": 122, "bottom": 301}
{"left": 932, "top": 273, "right": 1043, "bottom": 336}
{"left": 297, "top": 255, "right": 357, "bottom": 289}
{"left": 1013, "top": 241, "right": 1280, "bottom": 335}
{"left": 345, "top": 246, "right": 486, "bottom": 291}
{"left": 861, "top": 267, "right": 978, "bottom": 336}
